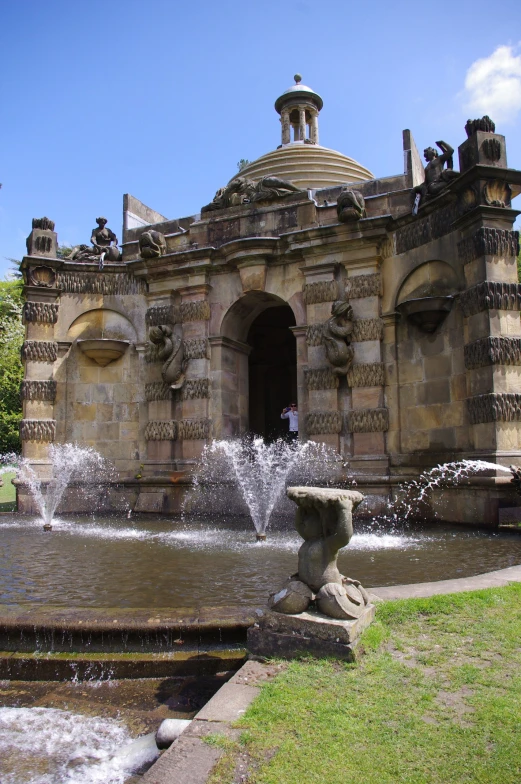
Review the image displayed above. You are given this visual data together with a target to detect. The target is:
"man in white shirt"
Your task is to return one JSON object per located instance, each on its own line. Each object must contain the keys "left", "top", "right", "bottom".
{"left": 281, "top": 402, "right": 298, "bottom": 441}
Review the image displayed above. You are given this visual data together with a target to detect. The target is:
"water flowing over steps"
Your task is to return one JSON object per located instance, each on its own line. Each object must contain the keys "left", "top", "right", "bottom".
{"left": 0, "top": 606, "right": 254, "bottom": 680}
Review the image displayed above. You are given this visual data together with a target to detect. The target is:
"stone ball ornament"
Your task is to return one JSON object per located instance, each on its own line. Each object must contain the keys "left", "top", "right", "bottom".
{"left": 269, "top": 486, "right": 371, "bottom": 621}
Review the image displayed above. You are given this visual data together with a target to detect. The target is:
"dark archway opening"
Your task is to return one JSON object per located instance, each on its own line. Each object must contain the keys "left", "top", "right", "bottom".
{"left": 247, "top": 305, "right": 297, "bottom": 440}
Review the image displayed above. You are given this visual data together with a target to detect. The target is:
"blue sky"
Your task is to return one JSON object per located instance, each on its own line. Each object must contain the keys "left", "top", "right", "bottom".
{"left": 1, "top": 0, "right": 520, "bottom": 278}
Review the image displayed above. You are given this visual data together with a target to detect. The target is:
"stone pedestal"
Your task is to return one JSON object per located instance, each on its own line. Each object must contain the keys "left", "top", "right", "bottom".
{"left": 247, "top": 605, "right": 375, "bottom": 662}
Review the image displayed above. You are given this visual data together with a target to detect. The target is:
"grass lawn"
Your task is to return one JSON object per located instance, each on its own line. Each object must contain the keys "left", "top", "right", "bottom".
{"left": 208, "top": 584, "right": 521, "bottom": 784}
{"left": 0, "top": 470, "right": 16, "bottom": 512}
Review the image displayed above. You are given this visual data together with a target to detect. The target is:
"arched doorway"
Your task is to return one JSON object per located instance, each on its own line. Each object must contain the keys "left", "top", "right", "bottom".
{"left": 216, "top": 292, "right": 297, "bottom": 439}
{"left": 247, "top": 305, "right": 297, "bottom": 440}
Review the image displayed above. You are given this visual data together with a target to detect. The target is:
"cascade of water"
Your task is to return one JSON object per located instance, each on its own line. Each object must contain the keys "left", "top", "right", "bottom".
{"left": 185, "top": 437, "right": 349, "bottom": 538}
{"left": 390, "top": 459, "right": 514, "bottom": 523}
{"left": 1, "top": 444, "right": 116, "bottom": 527}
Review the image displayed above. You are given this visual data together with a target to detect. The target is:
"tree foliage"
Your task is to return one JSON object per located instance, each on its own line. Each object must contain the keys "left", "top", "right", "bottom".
{"left": 0, "top": 279, "right": 24, "bottom": 453}
{"left": 237, "top": 159, "right": 252, "bottom": 172}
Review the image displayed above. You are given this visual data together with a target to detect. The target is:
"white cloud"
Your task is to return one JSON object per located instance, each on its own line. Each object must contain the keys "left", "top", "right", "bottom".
{"left": 464, "top": 44, "right": 521, "bottom": 123}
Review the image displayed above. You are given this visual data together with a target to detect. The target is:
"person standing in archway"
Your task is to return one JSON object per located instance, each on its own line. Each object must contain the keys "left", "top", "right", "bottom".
{"left": 281, "top": 403, "right": 298, "bottom": 441}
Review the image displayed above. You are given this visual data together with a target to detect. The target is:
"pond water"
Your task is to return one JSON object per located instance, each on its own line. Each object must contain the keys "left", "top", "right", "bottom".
{"left": 1, "top": 515, "right": 520, "bottom": 608}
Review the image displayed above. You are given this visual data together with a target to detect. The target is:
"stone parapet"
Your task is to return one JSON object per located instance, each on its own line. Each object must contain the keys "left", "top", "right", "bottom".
{"left": 22, "top": 341, "right": 58, "bottom": 362}
{"left": 345, "top": 408, "right": 389, "bottom": 433}
{"left": 20, "top": 419, "right": 56, "bottom": 442}
{"left": 457, "top": 228, "right": 519, "bottom": 265}
{"left": 20, "top": 380, "right": 57, "bottom": 402}
{"left": 467, "top": 393, "right": 521, "bottom": 424}
{"left": 460, "top": 282, "right": 521, "bottom": 316}
{"left": 464, "top": 337, "right": 521, "bottom": 369}
{"left": 22, "top": 302, "right": 59, "bottom": 324}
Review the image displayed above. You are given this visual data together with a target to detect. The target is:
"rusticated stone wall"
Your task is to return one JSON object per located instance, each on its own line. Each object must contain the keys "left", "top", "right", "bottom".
{"left": 22, "top": 341, "right": 58, "bottom": 362}
{"left": 460, "top": 282, "right": 521, "bottom": 316}
{"left": 305, "top": 411, "right": 342, "bottom": 435}
{"left": 56, "top": 271, "right": 146, "bottom": 295}
{"left": 23, "top": 302, "right": 59, "bottom": 324}
{"left": 304, "top": 367, "right": 338, "bottom": 390}
{"left": 457, "top": 228, "right": 519, "bottom": 264}
{"left": 467, "top": 393, "right": 521, "bottom": 424}
{"left": 20, "top": 419, "right": 56, "bottom": 442}
{"left": 347, "top": 363, "right": 385, "bottom": 388}
{"left": 302, "top": 280, "right": 338, "bottom": 305}
{"left": 145, "top": 420, "right": 177, "bottom": 440}
{"left": 20, "top": 380, "right": 57, "bottom": 401}
{"left": 345, "top": 408, "right": 389, "bottom": 433}
{"left": 464, "top": 337, "right": 521, "bottom": 369}
{"left": 344, "top": 273, "right": 381, "bottom": 299}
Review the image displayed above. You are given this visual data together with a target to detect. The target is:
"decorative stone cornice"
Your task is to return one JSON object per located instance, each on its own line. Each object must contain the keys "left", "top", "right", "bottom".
{"left": 464, "top": 337, "right": 521, "bottom": 369}
{"left": 457, "top": 228, "right": 519, "bottom": 264}
{"left": 459, "top": 282, "right": 521, "bottom": 316}
{"left": 352, "top": 318, "right": 384, "bottom": 342}
{"left": 20, "top": 419, "right": 56, "bottom": 441}
{"left": 22, "top": 340, "right": 58, "bottom": 362}
{"left": 345, "top": 273, "right": 381, "bottom": 299}
{"left": 347, "top": 363, "right": 385, "bottom": 388}
{"left": 304, "top": 367, "right": 339, "bottom": 390}
{"left": 302, "top": 280, "right": 338, "bottom": 305}
{"left": 145, "top": 420, "right": 177, "bottom": 440}
{"left": 305, "top": 411, "right": 342, "bottom": 435}
{"left": 345, "top": 408, "right": 389, "bottom": 433}
{"left": 56, "top": 271, "right": 147, "bottom": 295}
{"left": 23, "top": 302, "right": 59, "bottom": 324}
{"left": 467, "top": 393, "right": 521, "bottom": 424}
{"left": 178, "top": 418, "right": 212, "bottom": 440}
{"left": 20, "top": 380, "right": 57, "bottom": 402}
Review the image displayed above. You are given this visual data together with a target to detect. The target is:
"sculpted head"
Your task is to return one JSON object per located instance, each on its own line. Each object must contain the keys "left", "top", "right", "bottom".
{"left": 424, "top": 147, "right": 438, "bottom": 162}
{"left": 96, "top": 217, "right": 108, "bottom": 227}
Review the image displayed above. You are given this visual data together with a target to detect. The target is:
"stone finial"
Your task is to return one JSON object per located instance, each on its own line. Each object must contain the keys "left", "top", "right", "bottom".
{"left": 26, "top": 218, "right": 58, "bottom": 258}
{"left": 465, "top": 115, "right": 495, "bottom": 137}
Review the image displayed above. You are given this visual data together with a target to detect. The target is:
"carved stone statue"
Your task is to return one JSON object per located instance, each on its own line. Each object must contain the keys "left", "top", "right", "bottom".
{"left": 269, "top": 486, "right": 370, "bottom": 620}
{"left": 139, "top": 230, "right": 167, "bottom": 259}
{"left": 67, "top": 217, "right": 121, "bottom": 264}
{"left": 202, "top": 176, "right": 301, "bottom": 213}
{"left": 149, "top": 325, "right": 186, "bottom": 391}
{"left": 322, "top": 300, "right": 354, "bottom": 376}
{"left": 412, "top": 141, "right": 460, "bottom": 214}
{"left": 337, "top": 189, "right": 366, "bottom": 223}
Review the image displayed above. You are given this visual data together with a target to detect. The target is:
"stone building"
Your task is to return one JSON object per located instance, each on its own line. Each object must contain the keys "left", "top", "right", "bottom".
{"left": 19, "top": 77, "right": 521, "bottom": 524}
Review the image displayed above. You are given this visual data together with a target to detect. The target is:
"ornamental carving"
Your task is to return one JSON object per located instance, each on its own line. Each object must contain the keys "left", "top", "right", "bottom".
{"left": 346, "top": 363, "right": 385, "bottom": 388}
{"left": 183, "top": 338, "right": 209, "bottom": 360}
{"left": 467, "top": 393, "right": 521, "bottom": 425}
{"left": 139, "top": 230, "right": 167, "bottom": 259}
{"left": 146, "top": 305, "right": 176, "bottom": 326}
{"left": 32, "top": 217, "right": 55, "bottom": 231}
{"left": 202, "top": 175, "right": 300, "bottom": 213}
{"left": 144, "top": 420, "right": 178, "bottom": 440}
{"left": 180, "top": 379, "right": 210, "bottom": 400}
{"left": 345, "top": 408, "right": 389, "bottom": 433}
{"left": 303, "top": 280, "right": 338, "bottom": 305}
{"left": 483, "top": 180, "right": 511, "bottom": 209}
{"left": 464, "top": 337, "right": 521, "bottom": 369}
{"left": 322, "top": 301, "right": 354, "bottom": 377}
{"left": 178, "top": 418, "right": 212, "bottom": 440}
{"left": 345, "top": 274, "right": 381, "bottom": 299}
{"left": 457, "top": 228, "right": 519, "bottom": 264}
{"left": 145, "top": 382, "right": 171, "bottom": 402}
{"left": 65, "top": 217, "right": 121, "bottom": 263}
{"left": 148, "top": 325, "right": 187, "bottom": 391}
{"left": 465, "top": 116, "right": 495, "bottom": 136}
{"left": 304, "top": 367, "right": 339, "bottom": 390}
{"left": 482, "top": 138, "right": 501, "bottom": 161}
{"left": 20, "top": 380, "right": 57, "bottom": 402}
{"left": 306, "top": 324, "right": 324, "bottom": 346}
{"left": 396, "top": 194, "right": 476, "bottom": 255}
{"left": 55, "top": 271, "right": 147, "bottom": 295}
{"left": 336, "top": 189, "right": 366, "bottom": 222}
{"left": 460, "top": 282, "right": 521, "bottom": 316}
{"left": 23, "top": 302, "right": 59, "bottom": 324}
{"left": 20, "top": 419, "right": 56, "bottom": 442}
{"left": 29, "top": 266, "right": 56, "bottom": 287}
{"left": 179, "top": 300, "right": 210, "bottom": 322}
{"left": 305, "top": 411, "right": 342, "bottom": 435}
{"left": 352, "top": 319, "right": 384, "bottom": 342}
{"left": 22, "top": 341, "right": 58, "bottom": 362}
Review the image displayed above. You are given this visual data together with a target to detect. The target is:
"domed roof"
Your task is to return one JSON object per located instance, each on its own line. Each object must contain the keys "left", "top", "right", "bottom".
{"left": 232, "top": 143, "right": 374, "bottom": 191}
{"left": 274, "top": 74, "right": 323, "bottom": 113}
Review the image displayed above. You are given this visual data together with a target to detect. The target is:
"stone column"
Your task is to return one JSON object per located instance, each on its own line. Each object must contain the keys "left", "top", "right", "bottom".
{"left": 310, "top": 110, "right": 319, "bottom": 145}
{"left": 281, "top": 109, "right": 291, "bottom": 145}
{"left": 298, "top": 106, "right": 306, "bottom": 142}
{"left": 381, "top": 312, "right": 400, "bottom": 457}
{"left": 289, "top": 326, "right": 308, "bottom": 440}
{"left": 209, "top": 336, "right": 251, "bottom": 438}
